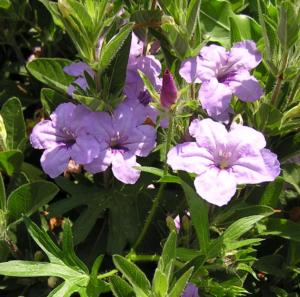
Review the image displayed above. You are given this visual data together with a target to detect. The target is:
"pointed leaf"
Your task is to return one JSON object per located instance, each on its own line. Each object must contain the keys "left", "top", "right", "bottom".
{"left": 168, "top": 267, "right": 193, "bottom": 297}
{"left": 113, "top": 255, "right": 151, "bottom": 293}
{"left": 110, "top": 275, "right": 134, "bottom": 297}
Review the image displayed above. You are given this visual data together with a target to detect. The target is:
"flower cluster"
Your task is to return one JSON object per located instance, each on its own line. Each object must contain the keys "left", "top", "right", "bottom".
{"left": 30, "top": 102, "right": 156, "bottom": 184}
{"left": 180, "top": 41, "right": 263, "bottom": 121}
{"left": 31, "top": 36, "right": 281, "bottom": 207}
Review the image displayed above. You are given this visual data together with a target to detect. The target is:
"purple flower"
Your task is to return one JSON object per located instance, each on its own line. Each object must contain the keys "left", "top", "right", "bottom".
{"left": 125, "top": 33, "right": 162, "bottom": 100}
{"left": 64, "top": 62, "right": 94, "bottom": 96}
{"left": 179, "top": 41, "right": 263, "bottom": 120}
{"left": 160, "top": 69, "right": 178, "bottom": 109}
{"left": 182, "top": 283, "right": 199, "bottom": 297}
{"left": 83, "top": 102, "right": 156, "bottom": 184}
{"left": 30, "top": 103, "right": 99, "bottom": 178}
{"left": 167, "top": 119, "right": 280, "bottom": 206}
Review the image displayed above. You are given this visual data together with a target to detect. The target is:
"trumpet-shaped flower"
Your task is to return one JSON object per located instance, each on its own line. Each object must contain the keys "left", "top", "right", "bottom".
{"left": 167, "top": 119, "right": 280, "bottom": 206}
{"left": 30, "top": 103, "right": 99, "bottom": 178}
{"left": 84, "top": 102, "right": 156, "bottom": 184}
{"left": 179, "top": 41, "right": 263, "bottom": 120}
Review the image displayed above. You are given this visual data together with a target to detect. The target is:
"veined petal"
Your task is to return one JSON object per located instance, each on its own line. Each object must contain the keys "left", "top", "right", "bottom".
{"left": 189, "top": 118, "right": 228, "bottom": 153}
{"left": 40, "top": 146, "right": 70, "bottom": 178}
{"left": 228, "top": 71, "right": 263, "bottom": 102}
{"left": 232, "top": 148, "right": 280, "bottom": 184}
{"left": 167, "top": 142, "right": 214, "bottom": 175}
{"left": 30, "top": 120, "right": 66, "bottom": 149}
{"left": 194, "top": 167, "right": 237, "bottom": 206}
{"left": 50, "top": 103, "right": 76, "bottom": 127}
{"left": 198, "top": 78, "right": 232, "bottom": 117}
{"left": 111, "top": 152, "right": 140, "bottom": 184}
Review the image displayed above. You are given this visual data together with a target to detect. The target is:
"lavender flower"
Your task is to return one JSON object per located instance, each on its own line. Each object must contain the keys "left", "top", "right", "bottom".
{"left": 125, "top": 33, "right": 162, "bottom": 100}
{"left": 64, "top": 62, "right": 94, "bottom": 96}
{"left": 182, "top": 283, "right": 199, "bottom": 297}
{"left": 84, "top": 102, "right": 156, "bottom": 184}
{"left": 30, "top": 103, "right": 99, "bottom": 178}
{"left": 167, "top": 119, "right": 280, "bottom": 206}
{"left": 179, "top": 41, "right": 263, "bottom": 120}
{"left": 160, "top": 69, "right": 178, "bottom": 109}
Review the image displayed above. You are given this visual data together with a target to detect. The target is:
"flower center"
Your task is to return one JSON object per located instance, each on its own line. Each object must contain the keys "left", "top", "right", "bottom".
{"left": 110, "top": 134, "right": 129, "bottom": 154}
{"left": 62, "top": 127, "right": 76, "bottom": 145}
{"left": 217, "top": 151, "right": 232, "bottom": 170}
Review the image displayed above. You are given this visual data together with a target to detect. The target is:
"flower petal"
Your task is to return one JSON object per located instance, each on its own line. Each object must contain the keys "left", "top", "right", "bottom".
{"left": 232, "top": 148, "right": 280, "bottom": 184}
{"left": 83, "top": 149, "right": 112, "bottom": 173}
{"left": 111, "top": 152, "right": 140, "bottom": 184}
{"left": 40, "top": 146, "right": 70, "bottom": 178}
{"left": 189, "top": 118, "right": 228, "bottom": 153}
{"left": 167, "top": 142, "right": 214, "bottom": 175}
{"left": 198, "top": 78, "right": 232, "bottom": 118}
{"left": 125, "top": 125, "right": 156, "bottom": 157}
{"left": 64, "top": 62, "right": 93, "bottom": 77}
{"left": 229, "top": 40, "right": 262, "bottom": 71}
{"left": 194, "top": 167, "right": 237, "bottom": 206}
{"left": 182, "top": 283, "right": 199, "bottom": 297}
{"left": 30, "top": 120, "right": 66, "bottom": 149}
{"left": 228, "top": 71, "right": 263, "bottom": 102}
{"left": 229, "top": 123, "right": 266, "bottom": 150}
{"left": 179, "top": 56, "right": 202, "bottom": 83}
{"left": 71, "top": 135, "right": 100, "bottom": 164}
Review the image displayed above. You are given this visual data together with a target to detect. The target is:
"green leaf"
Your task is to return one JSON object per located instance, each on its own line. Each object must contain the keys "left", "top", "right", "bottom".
{"left": 0, "top": 150, "right": 23, "bottom": 176}
{"left": 27, "top": 58, "right": 73, "bottom": 93}
{"left": 0, "top": 173, "right": 6, "bottom": 210}
{"left": 200, "top": 0, "right": 260, "bottom": 47}
{"left": 138, "top": 70, "right": 160, "bottom": 102}
{"left": 259, "top": 177, "right": 284, "bottom": 207}
{"left": 62, "top": 219, "right": 89, "bottom": 273}
{"left": 0, "top": 0, "right": 11, "bottom": 9}
{"left": 105, "top": 32, "right": 132, "bottom": 99}
{"left": 98, "top": 23, "right": 133, "bottom": 72}
{"left": 24, "top": 217, "right": 64, "bottom": 265}
{"left": 113, "top": 255, "right": 151, "bottom": 294}
{"left": 222, "top": 214, "right": 273, "bottom": 242}
{"left": 7, "top": 181, "right": 59, "bottom": 223}
{"left": 277, "top": 1, "right": 299, "bottom": 50}
{"left": 159, "top": 231, "right": 177, "bottom": 271}
{"left": 282, "top": 163, "right": 300, "bottom": 194}
{"left": 152, "top": 269, "right": 169, "bottom": 296}
{"left": 0, "top": 261, "right": 81, "bottom": 279}
{"left": 41, "top": 88, "right": 68, "bottom": 115}
{"left": 261, "top": 218, "right": 300, "bottom": 242}
{"left": 186, "top": 0, "right": 202, "bottom": 35}
{"left": 110, "top": 275, "right": 134, "bottom": 297}
{"left": 180, "top": 180, "right": 210, "bottom": 254}
{"left": 0, "top": 97, "right": 26, "bottom": 151}
{"left": 168, "top": 267, "right": 193, "bottom": 297}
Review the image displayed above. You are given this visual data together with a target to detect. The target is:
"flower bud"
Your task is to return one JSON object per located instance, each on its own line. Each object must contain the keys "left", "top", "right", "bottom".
{"left": 160, "top": 69, "right": 177, "bottom": 109}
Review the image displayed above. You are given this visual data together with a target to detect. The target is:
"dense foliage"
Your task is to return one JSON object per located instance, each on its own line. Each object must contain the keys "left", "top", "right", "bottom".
{"left": 0, "top": 0, "right": 300, "bottom": 296}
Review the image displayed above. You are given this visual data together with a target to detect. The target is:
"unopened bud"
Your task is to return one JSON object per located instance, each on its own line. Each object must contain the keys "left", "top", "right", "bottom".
{"left": 160, "top": 69, "right": 177, "bottom": 109}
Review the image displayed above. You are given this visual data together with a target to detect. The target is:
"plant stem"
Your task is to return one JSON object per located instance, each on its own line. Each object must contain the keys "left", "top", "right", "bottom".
{"left": 132, "top": 184, "right": 165, "bottom": 250}
{"left": 133, "top": 112, "right": 174, "bottom": 250}
{"left": 97, "top": 269, "right": 118, "bottom": 280}
{"left": 271, "top": 52, "right": 289, "bottom": 106}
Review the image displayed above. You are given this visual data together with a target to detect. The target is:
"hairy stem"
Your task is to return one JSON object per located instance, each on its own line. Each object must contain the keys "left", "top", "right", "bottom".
{"left": 133, "top": 112, "right": 174, "bottom": 250}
